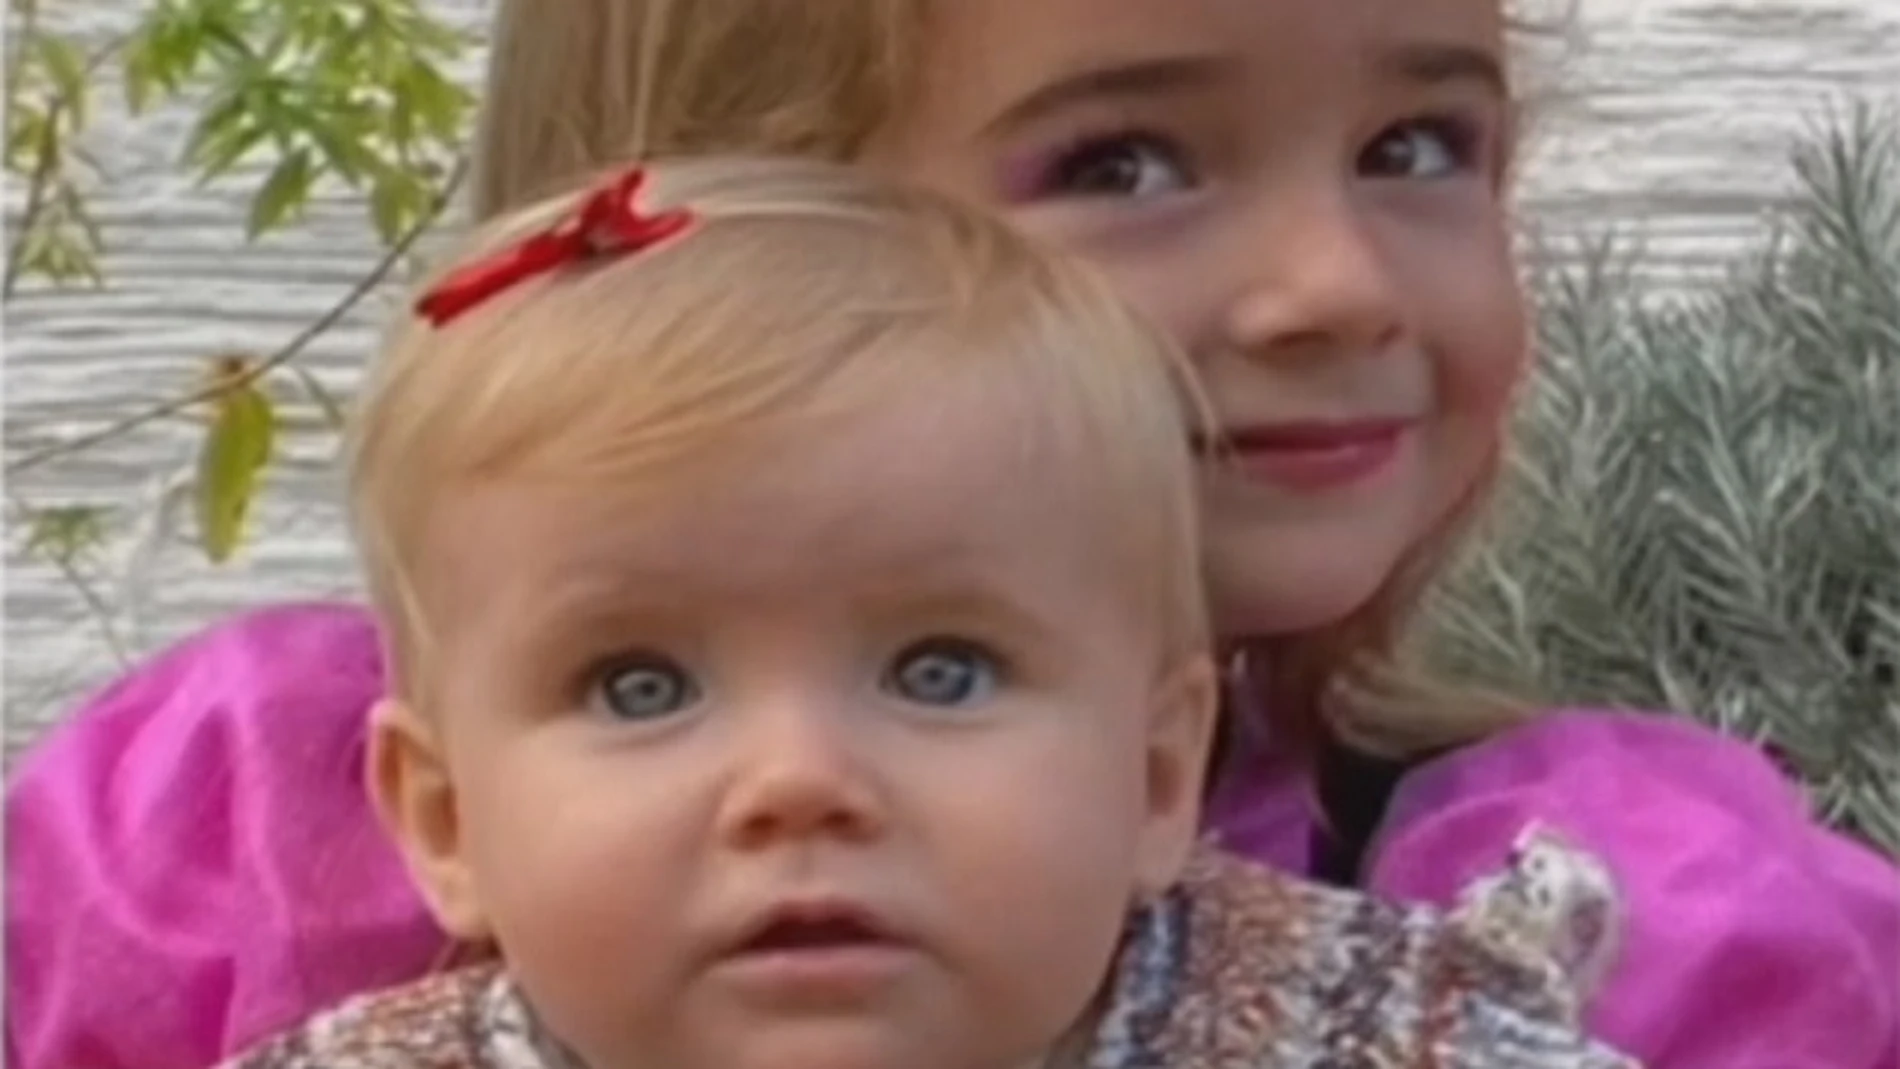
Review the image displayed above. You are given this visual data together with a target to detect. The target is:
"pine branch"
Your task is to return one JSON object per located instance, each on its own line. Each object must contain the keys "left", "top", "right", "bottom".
{"left": 1426, "top": 97, "right": 1900, "bottom": 857}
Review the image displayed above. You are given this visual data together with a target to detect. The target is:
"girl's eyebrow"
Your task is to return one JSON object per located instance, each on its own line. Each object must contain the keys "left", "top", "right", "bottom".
{"left": 983, "top": 40, "right": 1505, "bottom": 139}
{"left": 1378, "top": 42, "right": 1506, "bottom": 98}
{"left": 983, "top": 54, "right": 1233, "bottom": 136}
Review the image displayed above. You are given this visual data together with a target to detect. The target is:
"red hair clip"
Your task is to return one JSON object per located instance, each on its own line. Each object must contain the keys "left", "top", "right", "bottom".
{"left": 415, "top": 167, "right": 694, "bottom": 327}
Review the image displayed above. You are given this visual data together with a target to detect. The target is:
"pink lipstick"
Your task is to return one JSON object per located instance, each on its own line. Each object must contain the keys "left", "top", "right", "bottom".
{"left": 1201, "top": 418, "right": 1410, "bottom": 492}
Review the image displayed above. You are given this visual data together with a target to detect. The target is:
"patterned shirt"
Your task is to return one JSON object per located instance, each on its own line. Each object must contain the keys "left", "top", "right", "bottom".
{"left": 216, "top": 830, "right": 1636, "bottom": 1069}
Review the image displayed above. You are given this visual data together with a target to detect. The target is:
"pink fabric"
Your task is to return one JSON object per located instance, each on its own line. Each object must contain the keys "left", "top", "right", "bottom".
{"left": 1363, "top": 711, "right": 1900, "bottom": 1067}
{"left": 5, "top": 605, "right": 442, "bottom": 1068}
{"left": 8, "top": 604, "right": 1899, "bottom": 1067}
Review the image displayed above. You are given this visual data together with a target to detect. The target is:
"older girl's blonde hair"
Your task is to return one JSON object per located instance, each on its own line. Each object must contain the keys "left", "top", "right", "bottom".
{"left": 467, "top": 0, "right": 1535, "bottom": 756}
{"left": 473, "top": 0, "right": 920, "bottom": 218}
{"left": 353, "top": 156, "right": 1209, "bottom": 700}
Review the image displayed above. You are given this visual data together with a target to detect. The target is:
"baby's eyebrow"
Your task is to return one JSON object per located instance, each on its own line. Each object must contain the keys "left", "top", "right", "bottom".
{"left": 1376, "top": 42, "right": 1507, "bottom": 98}
{"left": 984, "top": 54, "right": 1235, "bottom": 136}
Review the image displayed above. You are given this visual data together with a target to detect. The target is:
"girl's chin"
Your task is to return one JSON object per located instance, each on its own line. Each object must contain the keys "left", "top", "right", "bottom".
{"left": 1205, "top": 536, "right": 1403, "bottom": 640}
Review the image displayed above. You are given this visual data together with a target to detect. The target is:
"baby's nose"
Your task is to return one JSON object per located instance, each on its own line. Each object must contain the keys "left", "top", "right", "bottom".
{"left": 713, "top": 703, "right": 887, "bottom": 850}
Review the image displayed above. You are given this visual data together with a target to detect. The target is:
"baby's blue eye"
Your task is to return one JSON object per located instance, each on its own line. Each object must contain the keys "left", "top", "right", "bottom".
{"left": 594, "top": 655, "right": 699, "bottom": 722}
{"left": 883, "top": 639, "right": 1001, "bottom": 708}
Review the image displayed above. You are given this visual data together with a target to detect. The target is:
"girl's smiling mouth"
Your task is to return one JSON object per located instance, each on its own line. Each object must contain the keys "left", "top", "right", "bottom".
{"left": 1196, "top": 418, "right": 1414, "bottom": 493}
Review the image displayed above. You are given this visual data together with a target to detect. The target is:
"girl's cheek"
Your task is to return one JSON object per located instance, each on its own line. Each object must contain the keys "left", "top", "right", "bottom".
{"left": 1014, "top": 207, "right": 1219, "bottom": 348}
{"left": 1466, "top": 299, "right": 1532, "bottom": 430}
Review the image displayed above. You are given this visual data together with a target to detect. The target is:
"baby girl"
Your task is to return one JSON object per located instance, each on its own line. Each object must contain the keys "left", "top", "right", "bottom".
{"left": 218, "top": 156, "right": 1632, "bottom": 1069}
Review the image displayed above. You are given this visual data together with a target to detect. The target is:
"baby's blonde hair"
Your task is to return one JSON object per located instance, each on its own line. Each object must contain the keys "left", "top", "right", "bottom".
{"left": 352, "top": 156, "right": 1209, "bottom": 701}
{"left": 469, "top": 0, "right": 1539, "bottom": 754}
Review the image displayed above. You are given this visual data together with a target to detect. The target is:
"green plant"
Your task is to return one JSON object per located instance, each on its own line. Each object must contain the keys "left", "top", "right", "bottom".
{"left": 1425, "top": 99, "right": 1900, "bottom": 856}
{"left": 4, "top": 0, "right": 473, "bottom": 571}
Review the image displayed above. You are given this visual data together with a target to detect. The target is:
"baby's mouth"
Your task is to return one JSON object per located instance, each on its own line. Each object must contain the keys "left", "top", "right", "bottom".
{"left": 714, "top": 899, "right": 918, "bottom": 1000}
{"left": 733, "top": 902, "right": 898, "bottom": 955}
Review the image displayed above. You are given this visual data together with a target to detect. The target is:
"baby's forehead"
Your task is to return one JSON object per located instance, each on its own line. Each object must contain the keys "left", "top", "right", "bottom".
{"left": 427, "top": 402, "right": 1128, "bottom": 614}
{"left": 407, "top": 455, "right": 1155, "bottom": 687}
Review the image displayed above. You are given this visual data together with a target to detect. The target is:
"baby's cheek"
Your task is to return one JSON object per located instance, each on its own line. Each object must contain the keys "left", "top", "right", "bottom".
{"left": 940, "top": 791, "right": 1138, "bottom": 1057}
{"left": 461, "top": 748, "right": 674, "bottom": 961}
{"left": 473, "top": 808, "right": 682, "bottom": 1056}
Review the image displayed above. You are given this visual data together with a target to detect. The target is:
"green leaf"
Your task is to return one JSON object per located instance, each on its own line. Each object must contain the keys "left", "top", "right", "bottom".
{"left": 17, "top": 211, "right": 102, "bottom": 288}
{"left": 368, "top": 171, "right": 426, "bottom": 245}
{"left": 306, "top": 123, "right": 376, "bottom": 184}
{"left": 368, "top": 176, "right": 403, "bottom": 244}
{"left": 7, "top": 105, "right": 48, "bottom": 171}
{"left": 23, "top": 504, "right": 108, "bottom": 565}
{"left": 247, "top": 147, "right": 313, "bottom": 238}
{"left": 195, "top": 372, "right": 276, "bottom": 563}
{"left": 34, "top": 34, "right": 89, "bottom": 123}
{"left": 122, "top": 38, "right": 158, "bottom": 113}
{"left": 395, "top": 62, "right": 471, "bottom": 143}
{"left": 183, "top": 89, "right": 254, "bottom": 174}
{"left": 133, "top": 2, "right": 211, "bottom": 95}
{"left": 197, "top": 119, "right": 273, "bottom": 182}
{"left": 198, "top": 15, "right": 262, "bottom": 68}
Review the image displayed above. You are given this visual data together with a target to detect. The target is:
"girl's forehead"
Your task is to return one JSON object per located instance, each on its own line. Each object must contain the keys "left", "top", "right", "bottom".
{"left": 897, "top": 0, "right": 1506, "bottom": 139}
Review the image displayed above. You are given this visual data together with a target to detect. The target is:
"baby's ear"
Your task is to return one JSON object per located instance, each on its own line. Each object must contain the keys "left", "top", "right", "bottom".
{"left": 1135, "top": 653, "right": 1220, "bottom": 896}
{"left": 367, "top": 698, "right": 492, "bottom": 940}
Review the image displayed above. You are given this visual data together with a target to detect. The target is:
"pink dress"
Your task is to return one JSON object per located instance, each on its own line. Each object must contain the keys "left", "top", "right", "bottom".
{"left": 8, "top": 602, "right": 1900, "bottom": 1067}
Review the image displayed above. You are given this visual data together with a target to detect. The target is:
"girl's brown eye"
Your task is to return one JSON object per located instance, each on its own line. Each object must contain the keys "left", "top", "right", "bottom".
{"left": 1360, "top": 117, "right": 1480, "bottom": 179}
{"left": 1051, "top": 132, "right": 1195, "bottom": 197}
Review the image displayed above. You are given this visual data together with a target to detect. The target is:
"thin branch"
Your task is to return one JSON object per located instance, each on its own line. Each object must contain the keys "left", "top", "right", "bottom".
{"left": 6, "top": 156, "right": 467, "bottom": 475}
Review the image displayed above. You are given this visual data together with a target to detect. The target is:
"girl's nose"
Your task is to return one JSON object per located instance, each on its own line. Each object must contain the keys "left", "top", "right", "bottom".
{"left": 713, "top": 700, "right": 887, "bottom": 851}
{"left": 1219, "top": 183, "right": 1405, "bottom": 361}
